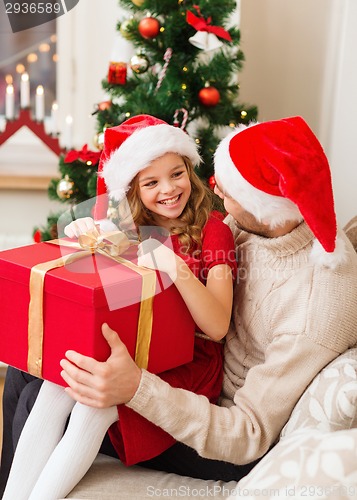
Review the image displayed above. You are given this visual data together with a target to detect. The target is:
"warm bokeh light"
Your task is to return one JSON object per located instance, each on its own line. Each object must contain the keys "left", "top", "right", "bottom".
{"left": 39, "top": 43, "right": 50, "bottom": 53}
{"left": 27, "top": 53, "right": 38, "bottom": 63}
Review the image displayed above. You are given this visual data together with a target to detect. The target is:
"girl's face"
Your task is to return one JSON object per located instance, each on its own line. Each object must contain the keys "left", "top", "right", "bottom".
{"left": 137, "top": 152, "right": 192, "bottom": 228}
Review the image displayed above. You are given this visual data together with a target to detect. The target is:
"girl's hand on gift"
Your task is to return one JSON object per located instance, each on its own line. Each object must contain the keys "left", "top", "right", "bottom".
{"left": 60, "top": 323, "right": 142, "bottom": 408}
{"left": 137, "top": 238, "right": 178, "bottom": 281}
{"left": 64, "top": 217, "right": 97, "bottom": 238}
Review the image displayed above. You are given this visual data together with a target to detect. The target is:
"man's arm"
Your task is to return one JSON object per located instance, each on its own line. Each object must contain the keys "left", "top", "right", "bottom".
{"left": 127, "top": 334, "right": 338, "bottom": 464}
{"left": 61, "top": 324, "right": 338, "bottom": 465}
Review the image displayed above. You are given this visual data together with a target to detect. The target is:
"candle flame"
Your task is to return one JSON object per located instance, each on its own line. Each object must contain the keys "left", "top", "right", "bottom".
{"left": 21, "top": 72, "right": 29, "bottom": 82}
{"left": 36, "top": 85, "right": 44, "bottom": 95}
{"left": 6, "top": 84, "right": 14, "bottom": 95}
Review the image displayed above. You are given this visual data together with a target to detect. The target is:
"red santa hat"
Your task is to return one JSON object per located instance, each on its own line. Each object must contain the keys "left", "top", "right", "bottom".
{"left": 214, "top": 116, "right": 346, "bottom": 268}
{"left": 93, "top": 114, "right": 201, "bottom": 220}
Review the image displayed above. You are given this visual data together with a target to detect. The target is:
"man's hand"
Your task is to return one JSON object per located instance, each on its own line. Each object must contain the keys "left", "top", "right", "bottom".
{"left": 60, "top": 323, "right": 142, "bottom": 408}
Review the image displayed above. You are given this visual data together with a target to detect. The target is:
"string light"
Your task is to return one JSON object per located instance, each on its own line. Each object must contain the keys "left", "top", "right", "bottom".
{"left": 39, "top": 43, "right": 50, "bottom": 52}
{"left": 181, "top": 83, "right": 187, "bottom": 90}
{"left": 240, "top": 110, "right": 247, "bottom": 118}
{"left": 27, "top": 53, "right": 38, "bottom": 63}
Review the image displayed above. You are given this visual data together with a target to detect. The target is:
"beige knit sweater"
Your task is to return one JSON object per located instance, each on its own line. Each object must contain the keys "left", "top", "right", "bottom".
{"left": 128, "top": 220, "right": 357, "bottom": 464}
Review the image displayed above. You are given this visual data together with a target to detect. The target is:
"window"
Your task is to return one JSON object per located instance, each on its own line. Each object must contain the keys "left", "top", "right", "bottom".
{"left": 0, "top": 2, "right": 57, "bottom": 120}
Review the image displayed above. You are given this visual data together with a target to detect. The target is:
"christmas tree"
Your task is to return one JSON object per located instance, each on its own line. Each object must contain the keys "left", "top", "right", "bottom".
{"left": 33, "top": 0, "right": 257, "bottom": 241}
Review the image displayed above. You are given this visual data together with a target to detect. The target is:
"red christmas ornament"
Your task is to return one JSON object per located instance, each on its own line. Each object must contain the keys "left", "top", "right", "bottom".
{"left": 33, "top": 229, "right": 42, "bottom": 243}
{"left": 208, "top": 175, "right": 216, "bottom": 190}
{"left": 107, "top": 62, "right": 127, "bottom": 85}
{"left": 138, "top": 17, "right": 160, "bottom": 39}
{"left": 198, "top": 86, "right": 220, "bottom": 107}
{"left": 98, "top": 100, "right": 112, "bottom": 111}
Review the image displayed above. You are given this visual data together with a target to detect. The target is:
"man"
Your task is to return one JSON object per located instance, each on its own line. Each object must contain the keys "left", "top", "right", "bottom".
{"left": 1, "top": 116, "right": 357, "bottom": 492}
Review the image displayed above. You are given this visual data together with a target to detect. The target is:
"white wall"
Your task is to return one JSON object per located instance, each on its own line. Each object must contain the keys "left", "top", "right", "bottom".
{"left": 239, "top": 0, "right": 357, "bottom": 225}
{"left": 323, "top": 0, "right": 357, "bottom": 227}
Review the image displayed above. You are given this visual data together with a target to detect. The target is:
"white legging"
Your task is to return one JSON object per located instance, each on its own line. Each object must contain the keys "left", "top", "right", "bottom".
{"left": 3, "top": 380, "right": 118, "bottom": 500}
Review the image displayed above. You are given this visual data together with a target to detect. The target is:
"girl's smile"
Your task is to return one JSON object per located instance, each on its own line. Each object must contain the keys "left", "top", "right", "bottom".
{"left": 158, "top": 193, "right": 182, "bottom": 206}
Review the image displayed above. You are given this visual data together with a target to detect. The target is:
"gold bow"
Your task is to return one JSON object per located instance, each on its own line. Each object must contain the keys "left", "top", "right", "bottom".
{"left": 27, "top": 229, "right": 156, "bottom": 378}
{"left": 78, "top": 227, "right": 131, "bottom": 256}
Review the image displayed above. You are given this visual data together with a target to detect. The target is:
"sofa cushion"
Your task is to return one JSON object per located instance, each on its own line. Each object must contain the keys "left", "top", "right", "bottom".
{"left": 281, "top": 346, "right": 357, "bottom": 436}
{"left": 232, "top": 428, "right": 357, "bottom": 499}
{"left": 65, "top": 454, "right": 237, "bottom": 499}
{"left": 344, "top": 215, "right": 357, "bottom": 251}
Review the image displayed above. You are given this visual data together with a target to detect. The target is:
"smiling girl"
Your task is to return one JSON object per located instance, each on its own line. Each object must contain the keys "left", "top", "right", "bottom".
{"left": 3, "top": 115, "right": 237, "bottom": 499}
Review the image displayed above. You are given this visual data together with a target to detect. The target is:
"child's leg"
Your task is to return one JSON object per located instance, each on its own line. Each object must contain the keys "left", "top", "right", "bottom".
{"left": 2, "top": 380, "right": 75, "bottom": 500}
{"left": 29, "top": 403, "right": 119, "bottom": 500}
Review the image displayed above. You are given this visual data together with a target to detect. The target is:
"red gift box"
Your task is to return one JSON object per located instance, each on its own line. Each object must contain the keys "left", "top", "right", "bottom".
{"left": 0, "top": 240, "right": 195, "bottom": 386}
{"left": 107, "top": 62, "right": 127, "bottom": 85}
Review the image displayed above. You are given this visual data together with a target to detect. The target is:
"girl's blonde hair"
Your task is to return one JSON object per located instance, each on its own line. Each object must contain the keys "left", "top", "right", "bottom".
{"left": 117, "top": 157, "right": 213, "bottom": 253}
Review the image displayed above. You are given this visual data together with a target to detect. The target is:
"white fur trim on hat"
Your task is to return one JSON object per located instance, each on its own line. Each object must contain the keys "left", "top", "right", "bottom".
{"left": 214, "top": 124, "right": 303, "bottom": 229}
{"left": 310, "top": 231, "right": 348, "bottom": 269}
{"left": 102, "top": 124, "right": 201, "bottom": 201}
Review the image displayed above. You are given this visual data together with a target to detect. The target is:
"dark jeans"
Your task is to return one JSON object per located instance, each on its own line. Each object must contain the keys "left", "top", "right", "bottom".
{"left": 0, "top": 367, "right": 258, "bottom": 496}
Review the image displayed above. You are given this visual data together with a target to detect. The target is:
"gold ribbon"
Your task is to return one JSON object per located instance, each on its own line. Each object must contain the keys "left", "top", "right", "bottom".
{"left": 28, "top": 229, "right": 156, "bottom": 377}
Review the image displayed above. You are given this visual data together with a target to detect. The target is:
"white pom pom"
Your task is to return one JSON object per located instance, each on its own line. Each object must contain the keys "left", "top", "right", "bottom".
{"left": 310, "top": 234, "right": 348, "bottom": 269}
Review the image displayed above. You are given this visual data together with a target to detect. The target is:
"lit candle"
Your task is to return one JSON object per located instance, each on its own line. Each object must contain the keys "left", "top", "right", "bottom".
{"left": 64, "top": 115, "right": 73, "bottom": 149}
{"left": 5, "top": 84, "right": 15, "bottom": 120}
{"left": 20, "top": 72, "right": 30, "bottom": 108}
{"left": 35, "top": 85, "right": 45, "bottom": 121}
{"left": 51, "top": 101, "right": 59, "bottom": 135}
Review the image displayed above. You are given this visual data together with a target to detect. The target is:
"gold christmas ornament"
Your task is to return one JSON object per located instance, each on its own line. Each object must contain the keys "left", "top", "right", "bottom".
{"left": 130, "top": 53, "right": 150, "bottom": 74}
{"left": 120, "top": 19, "right": 134, "bottom": 40}
{"left": 93, "top": 131, "right": 105, "bottom": 150}
{"left": 56, "top": 175, "right": 75, "bottom": 199}
{"left": 131, "top": 0, "right": 144, "bottom": 6}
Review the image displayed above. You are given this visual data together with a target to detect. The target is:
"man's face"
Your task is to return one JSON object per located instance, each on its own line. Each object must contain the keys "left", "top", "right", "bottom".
{"left": 214, "top": 178, "right": 271, "bottom": 236}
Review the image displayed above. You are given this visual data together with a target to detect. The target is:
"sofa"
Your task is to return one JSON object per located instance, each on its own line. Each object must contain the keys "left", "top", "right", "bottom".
{"left": 65, "top": 218, "right": 357, "bottom": 499}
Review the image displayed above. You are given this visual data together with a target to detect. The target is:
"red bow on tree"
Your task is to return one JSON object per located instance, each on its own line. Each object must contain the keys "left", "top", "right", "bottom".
{"left": 64, "top": 144, "right": 102, "bottom": 165}
{"left": 186, "top": 6, "right": 232, "bottom": 42}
